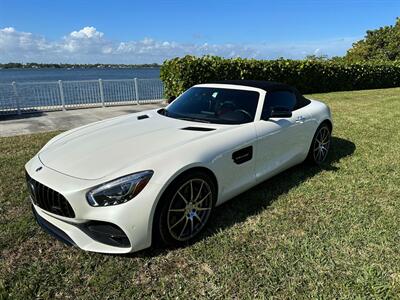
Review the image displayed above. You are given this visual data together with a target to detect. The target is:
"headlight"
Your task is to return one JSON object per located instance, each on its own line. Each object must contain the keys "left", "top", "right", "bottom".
{"left": 86, "top": 170, "right": 153, "bottom": 207}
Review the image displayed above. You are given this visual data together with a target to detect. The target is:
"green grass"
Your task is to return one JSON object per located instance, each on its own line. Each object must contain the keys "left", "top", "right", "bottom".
{"left": 1, "top": 87, "right": 400, "bottom": 299}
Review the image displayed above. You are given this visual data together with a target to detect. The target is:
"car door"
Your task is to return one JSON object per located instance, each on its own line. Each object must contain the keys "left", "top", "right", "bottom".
{"left": 254, "top": 90, "right": 310, "bottom": 182}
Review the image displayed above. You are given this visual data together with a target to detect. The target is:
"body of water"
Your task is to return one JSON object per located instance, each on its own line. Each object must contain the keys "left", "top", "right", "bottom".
{"left": 0, "top": 68, "right": 163, "bottom": 114}
{"left": 0, "top": 67, "right": 161, "bottom": 83}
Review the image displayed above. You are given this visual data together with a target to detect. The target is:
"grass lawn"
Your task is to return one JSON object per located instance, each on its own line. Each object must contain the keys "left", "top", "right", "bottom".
{"left": 1, "top": 87, "right": 400, "bottom": 299}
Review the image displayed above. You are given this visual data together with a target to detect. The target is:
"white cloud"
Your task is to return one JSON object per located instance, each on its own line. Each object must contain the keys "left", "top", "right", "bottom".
{"left": 0, "top": 27, "right": 49, "bottom": 52}
{"left": 62, "top": 26, "right": 112, "bottom": 54}
{"left": 0, "top": 26, "right": 359, "bottom": 63}
{"left": 69, "top": 26, "right": 104, "bottom": 39}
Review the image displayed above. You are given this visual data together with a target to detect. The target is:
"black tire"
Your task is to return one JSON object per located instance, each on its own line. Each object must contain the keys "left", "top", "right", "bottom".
{"left": 306, "top": 122, "right": 331, "bottom": 165}
{"left": 153, "top": 170, "right": 216, "bottom": 247}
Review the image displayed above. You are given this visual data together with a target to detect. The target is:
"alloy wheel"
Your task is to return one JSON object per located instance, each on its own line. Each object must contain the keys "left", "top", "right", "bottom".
{"left": 167, "top": 179, "right": 213, "bottom": 241}
{"left": 313, "top": 126, "right": 331, "bottom": 163}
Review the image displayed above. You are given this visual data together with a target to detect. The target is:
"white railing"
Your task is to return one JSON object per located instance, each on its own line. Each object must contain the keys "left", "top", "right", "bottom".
{"left": 0, "top": 78, "right": 164, "bottom": 116}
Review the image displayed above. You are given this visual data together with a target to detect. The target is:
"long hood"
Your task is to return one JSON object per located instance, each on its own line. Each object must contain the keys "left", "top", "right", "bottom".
{"left": 38, "top": 110, "right": 224, "bottom": 180}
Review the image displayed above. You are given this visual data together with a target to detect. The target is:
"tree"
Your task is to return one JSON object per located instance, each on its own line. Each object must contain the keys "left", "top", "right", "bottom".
{"left": 345, "top": 18, "right": 400, "bottom": 62}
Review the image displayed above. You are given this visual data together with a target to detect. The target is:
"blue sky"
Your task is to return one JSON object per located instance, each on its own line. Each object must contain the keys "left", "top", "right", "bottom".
{"left": 0, "top": 0, "right": 399, "bottom": 63}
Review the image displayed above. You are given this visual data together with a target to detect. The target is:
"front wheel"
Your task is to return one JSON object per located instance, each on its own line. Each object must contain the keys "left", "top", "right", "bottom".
{"left": 155, "top": 171, "right": 216, "bottom": 247}
{"left": 307, "top": 123, "right": 331, "bottom": 164}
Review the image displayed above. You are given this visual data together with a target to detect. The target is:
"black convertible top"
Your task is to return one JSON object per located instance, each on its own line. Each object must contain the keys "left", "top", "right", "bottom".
{"left": 212, "top": 80, "right": 311, "bottom": 109}
{"left": 213, "top": 80, "right": 292, "bottom": 92}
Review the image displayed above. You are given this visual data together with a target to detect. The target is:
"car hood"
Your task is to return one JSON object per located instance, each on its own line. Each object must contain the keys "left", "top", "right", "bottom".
{"left": 38, "top": 110, "right": 224, "bottom": 180}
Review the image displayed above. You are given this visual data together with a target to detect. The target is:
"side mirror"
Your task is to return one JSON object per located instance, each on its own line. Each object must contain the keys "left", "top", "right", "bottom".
{"left": 167, "top": 96, "right": 176, "bottom": 104}
{"left": 270, "top": 106, "right": 292, "bottom": 118}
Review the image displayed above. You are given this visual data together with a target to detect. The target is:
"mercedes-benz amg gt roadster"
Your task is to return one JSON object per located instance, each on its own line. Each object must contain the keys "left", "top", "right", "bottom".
{"left": 25, "top": 80, "right": 332, "bottom": 254}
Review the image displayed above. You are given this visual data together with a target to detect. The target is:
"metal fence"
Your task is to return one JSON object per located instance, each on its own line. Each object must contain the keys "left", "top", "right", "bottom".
{"left": 0, "top": 78, "right": 164, "bottom": 116}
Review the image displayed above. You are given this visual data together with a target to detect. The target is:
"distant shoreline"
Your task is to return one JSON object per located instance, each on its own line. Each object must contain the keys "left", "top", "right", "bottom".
{"left": 0, "top": 67, "right": 161, "bottom": 70}
{"left": 0, "top": 63, "right": 161, "bottom": 70}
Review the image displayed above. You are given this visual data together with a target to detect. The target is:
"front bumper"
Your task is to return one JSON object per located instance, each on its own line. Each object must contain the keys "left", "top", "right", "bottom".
{"left": 32, "top": 204, "right": 135, "bottom": 253}
{"left": 32, "top": 204, "right": 75, "bottom": 247}
{"left": 26, "top": 155, "right": 162, "bottom": 254}
{"left": 32, "top": 204, "right": 130, "bottom": 253}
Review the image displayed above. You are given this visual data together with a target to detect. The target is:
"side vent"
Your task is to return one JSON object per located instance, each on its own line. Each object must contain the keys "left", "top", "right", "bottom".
{"left": 137, "top": 115, "right": 149, "bottom": 120}
{"left": 232, "top": 146, "right": 253, "bottom": 164}
{"left": 181, "top": 127, "right": 216, "bottom": 132}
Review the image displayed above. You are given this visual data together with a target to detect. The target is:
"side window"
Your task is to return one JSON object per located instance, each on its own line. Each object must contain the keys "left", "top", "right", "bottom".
{"left": 262, "top": 91, "right": 297, "bottom": 119}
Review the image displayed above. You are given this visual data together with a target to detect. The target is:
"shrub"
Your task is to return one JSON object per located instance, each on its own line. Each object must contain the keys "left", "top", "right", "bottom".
{"left": 160, "top": 55, "right": 400, "bottom": 97}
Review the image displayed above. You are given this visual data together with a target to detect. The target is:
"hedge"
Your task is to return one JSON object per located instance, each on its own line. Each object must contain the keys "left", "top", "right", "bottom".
{"left": 160, "top": 55, "right": 400, "bottom": 98}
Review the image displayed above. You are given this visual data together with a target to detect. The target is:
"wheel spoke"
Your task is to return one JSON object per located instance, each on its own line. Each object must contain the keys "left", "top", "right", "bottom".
{"left": 194, "top": 213, "right": 202, "bottom": 222}
{"left": 320, "top": 130, "right": 325, "bottom": 141}
{"left": 321, "top": 152, "right": 326, "bottom": 160}
{"left": 193, "top": 181, "right": 204, "bottom": 202}
{"left": 190, "top": 218, "right": 194, "bottom": 234}
{"left": 177, "top": 191, "right": 188, "bottom": 204}
{"left": 194, "top": 191, "right": 211, "bottom": 206}
{"left": 190, "top": 180, "right": 194, "bottom": 201}
{"left": 321, "top": 148, "right": 326, "bottom": 158}
{"left": 322, "top": 128, "right": 329, "bottom": 142}
{"left": 179, "top": 218, "right": 189, "bottom": 238}
{"left": 169, "top": 208, "right": 186, "bottom": 212}
{"left": 318, "top": 150, "right": 323, "bottom": 161}
{"left": 317, "top": 149, "right": 323, "bottom": 161}
{"left": 170, "top": 215, "right": 186, "bottom": 229}
{"left": 196, "top": 207, "right": 211, "bottom": 211}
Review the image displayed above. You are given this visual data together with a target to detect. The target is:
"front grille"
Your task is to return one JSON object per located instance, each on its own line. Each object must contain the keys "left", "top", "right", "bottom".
{"left": 26, "top": 172, "right": 75, "bottom": 218}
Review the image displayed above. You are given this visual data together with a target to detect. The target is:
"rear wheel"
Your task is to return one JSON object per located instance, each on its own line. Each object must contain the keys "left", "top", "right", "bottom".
{"left": 155, "top": 171, "right": 216, "bottom": 247}
{"left": 307, "top": 123, "right": 331, "bottom": 164}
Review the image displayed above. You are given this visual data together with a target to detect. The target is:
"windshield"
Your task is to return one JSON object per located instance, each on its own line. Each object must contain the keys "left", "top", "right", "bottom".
{"left": 159, "top": 87, "right": 259, "bottom": 124}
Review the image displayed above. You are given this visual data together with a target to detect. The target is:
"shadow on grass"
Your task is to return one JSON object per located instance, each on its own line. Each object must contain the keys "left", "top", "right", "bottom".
{"left": 128, "top": 136, "right": 355, "bottom": 258}
{"left": 208, "top": 136, "right": 355, "bottom": 233}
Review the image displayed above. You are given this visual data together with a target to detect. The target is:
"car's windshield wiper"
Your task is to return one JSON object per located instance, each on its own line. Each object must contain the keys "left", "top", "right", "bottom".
{"left": 176, "top": 116, "right": 211, "bottom": 123}
{"left": 159, "top": 109, "right": 211, "bottom": 123}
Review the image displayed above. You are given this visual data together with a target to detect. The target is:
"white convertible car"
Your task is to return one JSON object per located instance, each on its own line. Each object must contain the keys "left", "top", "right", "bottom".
{"left": 25, "top": 80, "right": 332, "bottom": 253}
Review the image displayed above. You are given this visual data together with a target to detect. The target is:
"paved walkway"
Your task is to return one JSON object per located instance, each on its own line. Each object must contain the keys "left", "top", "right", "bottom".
{"left": 0, "top": 103, "right": 165, "bottom": 137}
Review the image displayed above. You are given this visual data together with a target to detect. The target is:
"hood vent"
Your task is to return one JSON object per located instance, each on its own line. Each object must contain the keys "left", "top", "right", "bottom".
{"left": 181, "top": 127, "right": 216, "bottom": 132}
{"left": 137, "top": 114, "right": 149, "bottom": 120}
